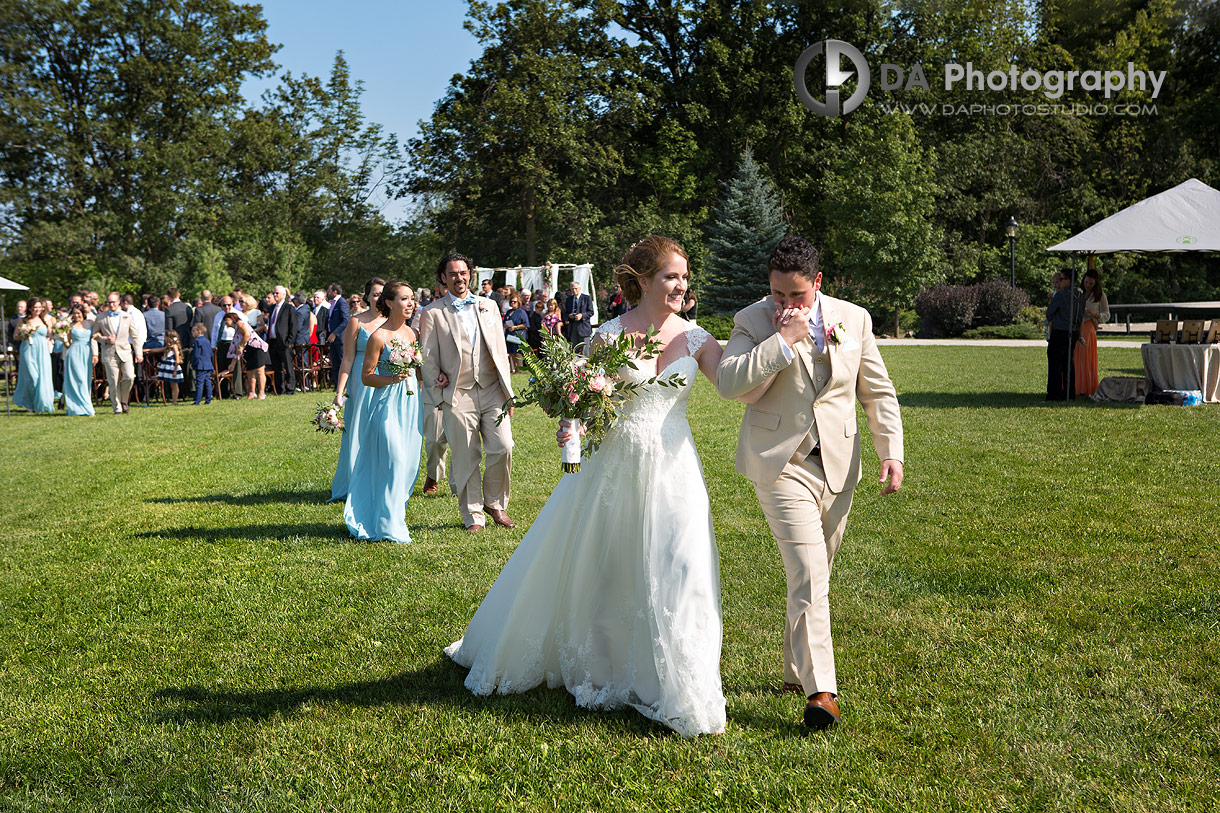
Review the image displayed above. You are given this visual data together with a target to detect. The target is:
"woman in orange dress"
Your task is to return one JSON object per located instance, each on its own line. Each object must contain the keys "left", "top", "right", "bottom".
{"left": 1073, "top": 267, "right": 1109, "bottom": 396}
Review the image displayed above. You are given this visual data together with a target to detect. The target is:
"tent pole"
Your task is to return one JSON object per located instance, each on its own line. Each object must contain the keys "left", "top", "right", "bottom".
{"left": 1066, "top": 255, "right": 1078, "bottom": 401}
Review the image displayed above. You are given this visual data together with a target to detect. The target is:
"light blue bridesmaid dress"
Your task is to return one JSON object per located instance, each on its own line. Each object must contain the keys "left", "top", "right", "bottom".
{"left": 13, "top": 326, "right": 55, "bottom": 413}
{"left": 63, "top": 327, "right": 95, "bottom": 416}
{"left": 343, "top": 345, "right": 423, "bottom": 543}
{"left": 330, "top": 324, "right": 377, "bottom": 502}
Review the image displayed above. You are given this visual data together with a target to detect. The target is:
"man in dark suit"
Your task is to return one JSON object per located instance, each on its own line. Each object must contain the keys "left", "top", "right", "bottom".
{"left": 266, "top": 285, "right": 298, "bottom": 394}
{"left": 325, "top": 283, "right": 350, "bottom": 389}
{"left": 562, "top": 281, "right": 594, "bottom": 347}
{"left": 192, "top": 289, "right": 222, "bottom": 341}
{"left": 164, "top": 286, "right": 194, "bottom": 393}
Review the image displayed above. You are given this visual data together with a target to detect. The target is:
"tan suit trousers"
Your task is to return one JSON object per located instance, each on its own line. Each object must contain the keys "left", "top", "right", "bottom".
{"left": 442, "top": 382, "right": 512, "bottom": 527}
{"left": 101, "top": 350, "right": 135, "bottom": 413}
{"left": 754, "top": 451, "right": 854, "bottom": 697}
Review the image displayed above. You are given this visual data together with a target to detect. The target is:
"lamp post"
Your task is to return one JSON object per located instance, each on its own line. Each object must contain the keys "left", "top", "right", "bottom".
{"left": 1005, "top": 216, "right": 1019, "bottom": 289}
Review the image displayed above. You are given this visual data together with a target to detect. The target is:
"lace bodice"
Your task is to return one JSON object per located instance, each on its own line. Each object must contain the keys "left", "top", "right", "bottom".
{"left": 594, "top": 317, "right": 711, "bottom": 444}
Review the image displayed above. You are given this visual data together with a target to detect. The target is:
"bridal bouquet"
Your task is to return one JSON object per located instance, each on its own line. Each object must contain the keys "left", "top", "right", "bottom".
{"left": 312, "top": 402, "right": 344, "bottom": 434}
{"left": 12, "top": 321, "right": 42, "bottom": 342}
{"left": 386, "top": 337, "right": 423, "bottom": 394}
{"left": 500, "top": 328, "right": 684, "bottom": 472}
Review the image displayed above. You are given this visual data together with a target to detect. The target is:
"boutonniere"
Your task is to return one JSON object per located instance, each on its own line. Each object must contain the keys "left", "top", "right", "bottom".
{"left": 826, "top": 322, "right": 846, "bottom": 346}
{"left": 477, "top": 303, "right": 489, "bottom": 314}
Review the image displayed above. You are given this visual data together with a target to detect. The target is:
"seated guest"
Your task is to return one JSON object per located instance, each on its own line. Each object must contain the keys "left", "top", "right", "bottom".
{"left": 143, "top": 294, "right": 166, "bottom": 349}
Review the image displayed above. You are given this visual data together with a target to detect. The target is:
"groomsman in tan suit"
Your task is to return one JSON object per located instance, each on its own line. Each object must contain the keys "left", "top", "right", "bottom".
{"left": 91, "top": 291, "right": 144, "bottom": 414}
{"left": 420, "top": 253, "right": 516, "bottom": 532}
{"left": 717, "top": 235, "right": 904, "bottom": 731}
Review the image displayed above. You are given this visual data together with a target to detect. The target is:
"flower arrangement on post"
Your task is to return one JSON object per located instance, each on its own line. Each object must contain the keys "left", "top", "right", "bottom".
{"left": 385, "top": 337, "right": 424, "bottom": 394}
{"left": 312, "top": 402, "right": 344, "bottom": 433}
{"left": 499, "top": 328, "right": 685, "bottom": 472}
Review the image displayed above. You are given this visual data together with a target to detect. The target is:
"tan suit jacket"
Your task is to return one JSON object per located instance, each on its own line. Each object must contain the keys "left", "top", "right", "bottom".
{"left": 90, "top": 311, "right": 141, "bottom": 363}
{"left": 716, "top": 295, "right": 903, "bottom": 493}
{"left": 420, "top": 295, "right": 514, "bottom": 404}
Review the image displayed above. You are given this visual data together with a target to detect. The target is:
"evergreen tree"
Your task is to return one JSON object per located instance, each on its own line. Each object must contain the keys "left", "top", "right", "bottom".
{"left": 702, "top": 148, "right": 786, "bottom": 314}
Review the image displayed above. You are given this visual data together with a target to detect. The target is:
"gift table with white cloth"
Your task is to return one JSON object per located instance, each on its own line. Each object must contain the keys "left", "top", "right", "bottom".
{"left": 1140, "top": 343, "right": 1220, "bottom": 403}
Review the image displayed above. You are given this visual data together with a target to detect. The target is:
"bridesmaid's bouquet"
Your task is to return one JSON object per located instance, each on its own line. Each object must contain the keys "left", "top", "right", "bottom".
{"left": 386, "top": 337, "right": 423, "bottom": 394}
{"left": 12, "top": 321, "right": 41, "bottom": 342}
{"left": 312, "top": 402, "right": 344, "bottom": 434}
{"left": 53, "top": 315, "right": 71, "bottom": 343}
{"left": 500, "top": 328, "right": 684, "bottom": 472}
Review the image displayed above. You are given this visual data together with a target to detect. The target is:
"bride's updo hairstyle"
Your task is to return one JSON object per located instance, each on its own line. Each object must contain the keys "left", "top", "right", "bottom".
{"left": 376, "top": 281, "right": 413, "bottom": 318}
{"left": 614, "top": 236, "right": 688, "bottom": 307}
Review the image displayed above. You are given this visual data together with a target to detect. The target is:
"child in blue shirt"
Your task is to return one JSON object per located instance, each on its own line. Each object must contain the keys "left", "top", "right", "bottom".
{"left": 191, "top": 322, "right": 215, "bottom": 405}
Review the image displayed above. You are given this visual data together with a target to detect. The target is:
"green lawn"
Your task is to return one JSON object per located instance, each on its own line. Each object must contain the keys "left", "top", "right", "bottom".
{"left": 1, "top": 346, "right": 1217, "bottom": 811}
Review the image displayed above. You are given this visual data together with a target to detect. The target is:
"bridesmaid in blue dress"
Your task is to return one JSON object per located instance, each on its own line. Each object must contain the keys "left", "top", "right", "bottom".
{"left": 329, "top": 276, "right": 386, "bottom": 502}
{"left": 13, "top": 299, "right": 55, "bottom": 413}
{"left": 343, "top": 281, "right": 424, "bottom": 543}
{"left": 62, "top": 305, "right": 95, "bottom": 416}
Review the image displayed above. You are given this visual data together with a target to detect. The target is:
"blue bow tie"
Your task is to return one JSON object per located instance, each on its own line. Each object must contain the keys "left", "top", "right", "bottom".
{"left": 107, "top": 310, "right": 121, "bottom": 318}
{"left": 453, "top": 295, "right": 477, "bottom": 310}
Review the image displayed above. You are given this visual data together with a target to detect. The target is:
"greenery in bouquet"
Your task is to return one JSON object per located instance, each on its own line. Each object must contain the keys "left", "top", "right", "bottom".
{"left": 312, "top": 402, "right": 344, "bottom": 434}
{"left": 386, "top": 337, "right": 423, "bottom": 394}
{"left": 53, "top": 315, "right": 72, "bottom": 343}
{"left": 12, "top": 321, "right": 42, "bottom": 342}
{"left": 500, "top": 328, "right": 685, "bottom": 459}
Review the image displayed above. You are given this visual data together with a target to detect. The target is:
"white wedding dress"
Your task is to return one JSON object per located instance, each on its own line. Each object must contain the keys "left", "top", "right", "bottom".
{"left": 445, "top": 319, "right": 725, "bottom": 737}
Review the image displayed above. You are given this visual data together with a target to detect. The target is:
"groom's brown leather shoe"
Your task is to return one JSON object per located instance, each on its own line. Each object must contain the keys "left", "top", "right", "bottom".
{"left": 804, "top": 692, "right": 840, "bottom": 731}
{"left": 782, "top": 682, "right": 804, "bottom": 694}
{"left": 423, "top": 477, "right": 439, "bottom": 495}
{"left": 488, "top": 509, "right": 515, "bottom": 528}
{"left": 466, "top": 524, "right": 484, "bottom": 533}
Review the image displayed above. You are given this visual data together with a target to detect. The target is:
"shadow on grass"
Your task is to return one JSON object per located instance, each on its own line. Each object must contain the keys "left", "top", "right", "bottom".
{"left": 136, "top": 522, "right": 350, "bottom": 543}
{"left": 899, "top": 391, "right": 1141, "bottom": 409}
{"left": 147, "top": 489, "right": 331, "bottom": 506}
{"left": 152, "top": 659, "right": 674, "bottom": 737}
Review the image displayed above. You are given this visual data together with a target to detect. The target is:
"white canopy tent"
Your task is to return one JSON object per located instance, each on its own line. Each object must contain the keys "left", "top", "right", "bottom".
{"left": 474, "top": 263, "right": 600, "bottom": 324}
{"left": 1047, "top": 178, "right": 1220, "bottom": 254}
{"left": 1, "top": 274, "right": 31, "bottom": 417}
{"left": 1045, "top": 178, "right": 1220, "bottom": 399}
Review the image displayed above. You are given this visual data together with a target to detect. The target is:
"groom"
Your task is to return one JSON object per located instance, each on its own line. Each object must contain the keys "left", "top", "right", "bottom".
{"left": 717, "top": 235, "right": 904, "bottom": 731}
{"left": 420, "top": 252, "right": 516, "bottom": 533}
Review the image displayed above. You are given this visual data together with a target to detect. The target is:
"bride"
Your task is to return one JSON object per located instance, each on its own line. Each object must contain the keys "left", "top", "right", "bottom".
{"left": 445, "top": 236, "right": 726, "bottom": 737}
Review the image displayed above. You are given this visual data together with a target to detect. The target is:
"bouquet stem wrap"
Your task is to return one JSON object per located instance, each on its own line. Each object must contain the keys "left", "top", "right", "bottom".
{"left": 560, "top": 418, "right": 582, "bottom": 473}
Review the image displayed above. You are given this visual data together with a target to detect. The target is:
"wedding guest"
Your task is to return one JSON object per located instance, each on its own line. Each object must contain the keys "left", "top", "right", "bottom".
{"left": 405, "top": 291, "right": 421, "bottom": 333}
{"left": 606, "top": 281, "right": 629, "bottom": 319}
{"left": 349, "top": 294, "right": 366, "bottom": 315}
{"left": 562, "top": 281, "right": 594, "bottom": 346}
{"left": 481, "top": 278, "right": 502, "bottom": 311}
{"left": 343, "top": 281, "right": 424, "bottom": 543}
{"left": 242, "top": 295, "right": 269, "bottom": 399}
{"left": 527, "top": 300, "right": 546, "bottom": 352}
{"left": 266, "top": 285, "right": 298, "bottom": 395}
{"left": 91, "top": 292, "right": 143, "bottom": 413}
{"left": 13, "top": 298, "right": 55, "bottom": 413}
{"left": 543, "top": 298, "right": 562, "bottom": 337}
{"left": 7, "top": 299, "right": 27, "bottom": 363}
{"left": 331, "top": 277, "right": 386, "bottom": 503}
{"left": 47, "top": 298, "right": 65, "bottom": 399}
{"left": 503, "top": 293, "right": 529, "bottom": 372}
{"left": 215, "top": 299, "right": 242, "bottom": 396}
{"left": 164, "top": 286, "right": 193, "bottom": 349}
{"left": 1073, "top": 267, "right": 1109, "bottom": 398}
{"left": 680, "top": 289, "right": 698, "bottom": 321}
{"left": 123, "top": 294, "right": 148, "bottom": 351}
{"left": 158, "top": 330, "right": 186, "bottom": 405}
{"left": 190, "top": 322, "right": 214, "bottom": 405}
{"left": 143, "top": 294, "right": 166, "bottom": 349}
{"left": 1046, "top": 272, "right": 1082, "bottom": 401}
{"left": 192, "top": 289, "right": 221, "bottom": 341}
{"left": 326, "top": 283, "right": 350, "bottom": 389}
{"left": 62, "top": 304, "right": 94, "bottom": 416}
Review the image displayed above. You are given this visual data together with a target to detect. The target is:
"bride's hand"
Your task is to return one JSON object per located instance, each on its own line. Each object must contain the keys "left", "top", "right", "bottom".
{"left": 556, "top": 421, "right": 587, "bottom": 446}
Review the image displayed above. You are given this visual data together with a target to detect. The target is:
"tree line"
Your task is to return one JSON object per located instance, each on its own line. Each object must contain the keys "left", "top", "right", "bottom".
{"left": 3, "top": 0, "right": 1218, "bottom": 324}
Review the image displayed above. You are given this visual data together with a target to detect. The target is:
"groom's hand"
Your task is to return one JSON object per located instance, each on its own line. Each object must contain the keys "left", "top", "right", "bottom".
{"left": 879, "top": 459, "right": 904, "bottom": 494}
{"left": 773, "top": 304, "right": 811, "bottom": 346}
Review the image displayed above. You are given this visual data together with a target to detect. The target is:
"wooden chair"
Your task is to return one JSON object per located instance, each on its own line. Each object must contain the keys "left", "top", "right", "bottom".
{"left": 1206, "top": 320, "right": 1220, "bottom": 344}
{"left": 141, "top": 348, "right": 167, "bottom": 404}
{"left": 1180, "top": 320, "right": 1204, "bottom": 344}
{"left": 215, "top": 350, "right": 244, "bottom": 399}
{"left": 1153, "top": 320, "right": 1179, "bottom": 343}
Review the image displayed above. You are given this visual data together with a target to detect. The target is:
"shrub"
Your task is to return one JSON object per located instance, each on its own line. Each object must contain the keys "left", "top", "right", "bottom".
{"left": 697, "top": 313, "right": 736, "bottom": 341}
{"left": 916, "top": 284, "right": 979, "bottom": 337}
{"left": 962, "top": 324, "right": 1045, "bottom": 340}
{"left": 974, "top": 279, "right": 1030, "bottom": 326}
{"left": 1019, "top": 305, "right": 1047, "bottom": 330}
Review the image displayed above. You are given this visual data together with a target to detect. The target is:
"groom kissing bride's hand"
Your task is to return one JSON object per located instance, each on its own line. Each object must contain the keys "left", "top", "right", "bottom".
{"left": 717, "top": 234, "right": 904, "bottom": 732}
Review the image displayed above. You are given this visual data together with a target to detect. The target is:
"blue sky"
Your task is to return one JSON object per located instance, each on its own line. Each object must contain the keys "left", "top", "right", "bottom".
{"left": 241, "top": 0, "right": 485, "bottom": 223}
